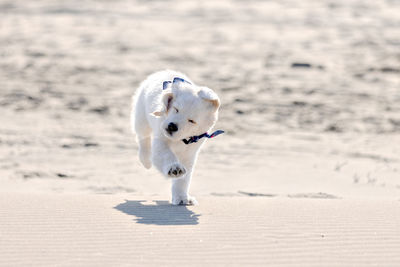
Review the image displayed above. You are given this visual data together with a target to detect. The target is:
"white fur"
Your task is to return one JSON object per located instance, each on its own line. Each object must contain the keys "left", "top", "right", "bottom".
{"left": 131, "top": 70, "right": 220, "bottom": 205}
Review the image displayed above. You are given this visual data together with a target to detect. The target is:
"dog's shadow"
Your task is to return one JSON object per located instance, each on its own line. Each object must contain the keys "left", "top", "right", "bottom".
{"left": 114, "top": 200, "right": 200, "bottom": 225}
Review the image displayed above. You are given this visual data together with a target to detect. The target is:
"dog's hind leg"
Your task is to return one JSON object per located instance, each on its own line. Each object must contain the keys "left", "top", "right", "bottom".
{"left": 138, "top": 136, "right": 152, "bottom": 169}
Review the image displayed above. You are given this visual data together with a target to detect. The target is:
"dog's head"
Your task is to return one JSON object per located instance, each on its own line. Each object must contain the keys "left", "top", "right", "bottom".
{"left": 152, "top": 79, "right": 220, "bottom": 141}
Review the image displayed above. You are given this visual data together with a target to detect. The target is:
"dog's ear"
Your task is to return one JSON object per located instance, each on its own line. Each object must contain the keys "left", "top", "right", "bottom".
{"left": 162, "top": 91, "right": 174, "bottom": 111}
{"left": 150, "top": 90, "right": 174, "bottom": 117}
{"left": 151, "top": 110, "right": 164, "bottom": 117}
{"left": 198, "top": 87, "right": 220, "bottom": 111}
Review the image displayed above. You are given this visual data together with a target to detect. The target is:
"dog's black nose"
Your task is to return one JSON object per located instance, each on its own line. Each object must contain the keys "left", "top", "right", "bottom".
{"left": 167, "top": 122, "right": 178, "bottom": 133}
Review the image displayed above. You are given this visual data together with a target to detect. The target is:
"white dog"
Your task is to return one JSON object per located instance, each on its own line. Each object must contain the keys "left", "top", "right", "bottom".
{"left": 131, "top": 70, "right": 222, "bottom": 205}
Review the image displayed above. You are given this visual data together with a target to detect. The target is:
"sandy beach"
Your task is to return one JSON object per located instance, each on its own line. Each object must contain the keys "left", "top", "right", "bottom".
{"left": 1, "top": 193, "right": 400, "bottom": 266}
{"left": 1, "top": 0, "right": 400, "bottom": 265}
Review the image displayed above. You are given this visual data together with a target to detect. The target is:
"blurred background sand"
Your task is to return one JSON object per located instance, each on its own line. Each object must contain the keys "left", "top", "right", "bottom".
{"left": 1, "top": 0, "right": 399, "bottom": 199}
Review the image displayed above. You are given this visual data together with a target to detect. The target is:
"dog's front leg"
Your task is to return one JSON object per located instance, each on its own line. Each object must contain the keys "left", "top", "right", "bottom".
{"left": 171, "top": 171, "right": 197, "bottom": 205}
{"left": 151, "top": 138, "right": 186, "bottom": 178}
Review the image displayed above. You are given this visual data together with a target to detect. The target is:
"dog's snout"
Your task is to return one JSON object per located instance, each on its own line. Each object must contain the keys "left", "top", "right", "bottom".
{"left": 167, "top": 122, "right": 178, "bottom": 133}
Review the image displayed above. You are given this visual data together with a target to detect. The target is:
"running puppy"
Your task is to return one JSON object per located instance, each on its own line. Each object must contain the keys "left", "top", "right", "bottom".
{"left": 131, "top": 70, "right": 222, "bottom": 205}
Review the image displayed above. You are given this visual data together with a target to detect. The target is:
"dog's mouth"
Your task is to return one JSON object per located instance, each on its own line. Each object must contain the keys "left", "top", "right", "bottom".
{"left": 164, "top": 128, "right": 177, "bottom": 139}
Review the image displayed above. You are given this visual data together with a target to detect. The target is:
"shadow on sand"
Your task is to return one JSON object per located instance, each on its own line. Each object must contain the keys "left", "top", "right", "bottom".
{"left": 114, "top": 200, "right": 200, "bottom": 225}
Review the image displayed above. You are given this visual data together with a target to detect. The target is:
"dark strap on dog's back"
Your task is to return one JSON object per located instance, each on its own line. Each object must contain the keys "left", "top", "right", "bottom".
{"left": 163, "top": 77, "right": 192, "bottom": 90}
{"left": 163, "top": 81, "right": 172, "bottom": 90}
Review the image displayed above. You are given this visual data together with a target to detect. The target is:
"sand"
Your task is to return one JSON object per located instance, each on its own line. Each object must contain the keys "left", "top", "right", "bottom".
{"left": 1, "top": 193, "right": 400, "bottom": 267}
{"left": 1, "top": 0, "right": 400, "bottom": 265}
{"left": 1, "top": 0, "right": 400, "bottom": 197}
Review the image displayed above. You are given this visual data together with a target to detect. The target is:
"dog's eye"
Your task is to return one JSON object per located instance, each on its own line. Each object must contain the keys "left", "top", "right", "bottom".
{"left": 174, "top": 107, "right": 179, "bottom": 113}
{"left": 188, "top": 119, "right": 196, "bottom": 124}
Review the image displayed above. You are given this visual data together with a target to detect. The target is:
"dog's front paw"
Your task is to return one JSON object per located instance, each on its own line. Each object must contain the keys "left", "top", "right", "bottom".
{"left": 167, "top": 163, "right": 186, "bottom": 178}
{"left": 172, "top": 195, "right": 198, "bottom": 206}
